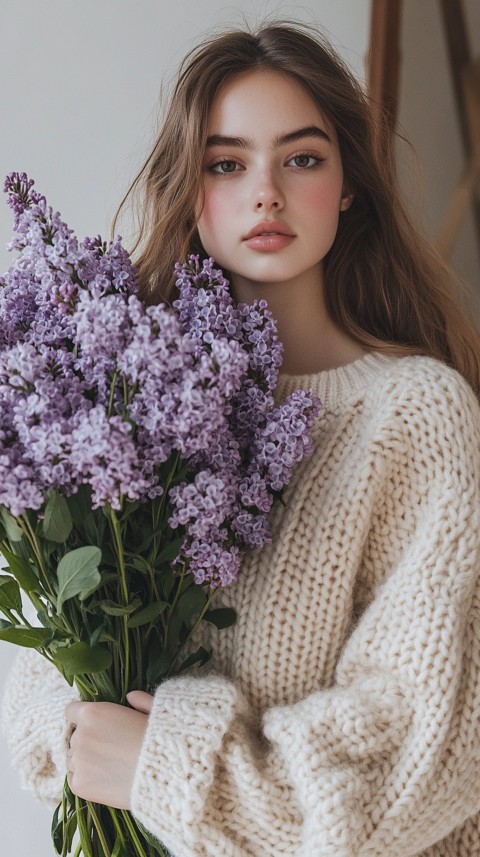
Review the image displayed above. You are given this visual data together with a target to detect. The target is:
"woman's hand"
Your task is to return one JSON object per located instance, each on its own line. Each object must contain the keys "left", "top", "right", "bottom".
{"left": 65, "top": 691, "right": 153, "bottom": 809}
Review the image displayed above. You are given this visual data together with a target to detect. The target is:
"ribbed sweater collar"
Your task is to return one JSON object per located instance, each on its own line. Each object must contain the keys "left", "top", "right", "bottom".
{"left": 275, "top": 352, "right": 398, "bottom": 409}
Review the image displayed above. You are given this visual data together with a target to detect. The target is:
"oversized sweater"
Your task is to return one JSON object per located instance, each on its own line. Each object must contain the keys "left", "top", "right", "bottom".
{"left": 2, "top": 351, "right": 480, "bottom": 857}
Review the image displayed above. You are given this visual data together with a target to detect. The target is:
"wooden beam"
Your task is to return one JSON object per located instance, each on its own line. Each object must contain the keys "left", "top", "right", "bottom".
{"left": 439, "top": 0, "right": 480, "bottom": 252}
{"left": 439, "top": 0, "right": 471, "bottom": 150}
{"left": 367, "top": 0, "right": 403, "bottom": 143}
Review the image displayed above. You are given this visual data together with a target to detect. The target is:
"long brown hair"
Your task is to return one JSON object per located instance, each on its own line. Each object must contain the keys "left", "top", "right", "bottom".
{"left": 113, "top": 20, "right": 480, "bottom": 397}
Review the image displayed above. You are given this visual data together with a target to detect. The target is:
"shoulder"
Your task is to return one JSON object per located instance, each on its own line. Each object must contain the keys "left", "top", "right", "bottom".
{"left": 372, "top": 353, "right": 476, "bottom": 403}
{"left": 367, "top": 354, "right": 480, "bottom": 466}
{"left": 368, "top": 353, "right": 479, "bottom": 419}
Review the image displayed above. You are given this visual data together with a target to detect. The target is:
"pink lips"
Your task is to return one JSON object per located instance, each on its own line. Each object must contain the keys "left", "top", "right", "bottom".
{"left": 243, "top": 220, "right": 295, "bottom": 252}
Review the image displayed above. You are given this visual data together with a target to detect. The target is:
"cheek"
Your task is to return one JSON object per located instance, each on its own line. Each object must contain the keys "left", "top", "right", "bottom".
{"left": 300, "top": 179, "right": 343, "bottom": 218}
{"left": 197, "top": 188, "right": 232, "bottom": 243}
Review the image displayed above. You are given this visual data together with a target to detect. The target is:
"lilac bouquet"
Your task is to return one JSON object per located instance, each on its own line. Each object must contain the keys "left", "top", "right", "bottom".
{"left": 0, "top": 173, "right": 320, "bottom": 857}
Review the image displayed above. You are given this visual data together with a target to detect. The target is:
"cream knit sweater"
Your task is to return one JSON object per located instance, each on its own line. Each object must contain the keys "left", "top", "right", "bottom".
{"left": 2, "top": 352, "right": 480, "bottom": 857}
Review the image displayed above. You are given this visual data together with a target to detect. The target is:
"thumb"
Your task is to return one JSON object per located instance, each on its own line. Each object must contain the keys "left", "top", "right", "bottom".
{"left": 126, "top": 690, "right": 154, "bottom": 714}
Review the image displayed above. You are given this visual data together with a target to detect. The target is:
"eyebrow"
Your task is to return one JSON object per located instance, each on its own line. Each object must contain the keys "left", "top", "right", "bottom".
{"left": 205, "top": 125, "right": 332, "bottom": 149}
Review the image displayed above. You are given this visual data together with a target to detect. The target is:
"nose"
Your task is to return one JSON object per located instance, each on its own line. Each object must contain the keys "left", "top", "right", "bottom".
{"left": 253, "top": 169, "right": 285, "bottom": 212}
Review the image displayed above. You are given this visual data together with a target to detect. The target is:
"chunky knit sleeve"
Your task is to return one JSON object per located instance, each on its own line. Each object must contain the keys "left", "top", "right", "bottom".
{"left": 1, "top": 648, "right": 78, "bottom": 806}
{"left": 130, "top": 365, "right": 480, "bottom": 857}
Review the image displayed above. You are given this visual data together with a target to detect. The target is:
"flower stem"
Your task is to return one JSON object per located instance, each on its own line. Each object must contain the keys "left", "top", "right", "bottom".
{"left": 107, "top": 369, "right": 119, "bottom": 418}
{"left": 18, "top": 513, "right": 55, "bottom": 599}
{"left": 107, "top": 807, "right": 127, "bottom": 848}
{"left": 14, "top": 518, "right": 77, "bottom": 638}
{"left": 152, "top": 452, "right": 179, "bottom": 538}
{"left": 168, "top": 585, "right": 219, "bottom": 676}
{"left": 107, "top": 506, "right": 130, "bottom": 699}
{"left": 88, "top": 803, "right": 111, "bottom": 855}
{"left": 75, "top": 796, "right": 93, "bottom": 857}
{"left": 119, "top": 810, "right": 149, "bottom": 857}
{"left": 164, "top": 563, "right": 186, "bottom": 643}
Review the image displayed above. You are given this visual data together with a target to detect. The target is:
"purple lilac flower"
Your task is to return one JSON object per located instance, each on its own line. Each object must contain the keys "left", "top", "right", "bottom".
{"left": 69, "top": 406, "right": 162, "bottom": 509}
{"left": 1, "top": 176, "right": 321, "bottom": 588}
{"left": 252, "top": 391, "right": 318, "bottom": 490}
{"left": 78, "top": 235, "right": 138, "bottom": 299}
{"left": 173, "top": 256, "right": 284, "bottom": 392}
{"left": 181, "top": 538, "right": 242, "bottom": 588}
{"left": 4, "top": 172, "right": 45, "bottom": 230}
{"left": 169, "top": 257, "right": 321, "bottom": 585}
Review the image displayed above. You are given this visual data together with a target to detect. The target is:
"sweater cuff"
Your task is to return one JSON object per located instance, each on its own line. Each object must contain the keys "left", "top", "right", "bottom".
{"left": 130, "top": 673, "right": 248, "bottom": 856}
{"left": 1, "top": 687, "right": 78, "bottom": 807}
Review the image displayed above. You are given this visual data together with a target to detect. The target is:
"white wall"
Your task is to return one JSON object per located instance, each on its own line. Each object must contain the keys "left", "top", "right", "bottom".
{"left": 0, "top": 0, "right": 369, "bottom": 271}
{"left": 0, "top": 3, "right": 369, "bottom": 854}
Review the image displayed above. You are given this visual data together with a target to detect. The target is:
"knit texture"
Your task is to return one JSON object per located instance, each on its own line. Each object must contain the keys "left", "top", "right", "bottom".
{"left": 1, "top": 645, "right": 78, "bottom": 806}
{"left": 2, "top": 352, "right": 480, "bottom": 856}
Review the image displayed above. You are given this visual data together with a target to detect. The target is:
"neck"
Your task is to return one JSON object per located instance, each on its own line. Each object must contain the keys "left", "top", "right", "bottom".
{"left": 231, "top": 268, "right": 368, "bottom": 374}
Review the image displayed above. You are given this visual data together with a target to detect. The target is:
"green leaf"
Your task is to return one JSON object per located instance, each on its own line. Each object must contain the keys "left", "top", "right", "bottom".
{"left": 89, "top": 622, "right": 105, "bottom": 647}
{"left": 1, "top": 548, "right": 39, "bottom": 592}
{"left": 156, "top": 536, "right": 184, "bottom": 565}
{"left": 131, "top": 531, "right": 154, "bottom": 554}
{"left": 99, "top": 543, "right": 117, "bottom": 566}
{"left": 166, "top": 610, "right": 183, "bottom": 651}
{"left": 204, "top": 607, "right": 237, "bottom": 630}
{"left": 65, "top": 485, "right": 93, "bottom": 524}
{"left": 36, "top": 609, "right": 49, "bottom": 626}
{"left": 0, "top": 575, "right": 22, "bottom": 614}
{"left": 136, "top": 822, "right": 166, "bottom": 853}
{"left": 41, "top": 539, "right": 61, "bottom": 558}
{"left": 67, "top": 499, "right": 106, "bottom": 547}
{"left": 0, "top": 507, "right": 23, "bottom": 542}
{"left": 159, "top": 569, "right": 176, "bottom": 600}
{"left": 65, "top": 813, "right": 77, "bottom": 853}
{"left": 97, "top": 597, "right": 142, "bottom": 616}
{"left": 0, "top": 625, "right": 50, "bottom": 647}
{"left": 42, "top": 491, "right": 73, "bottom": 542}
{"left": 127, "top": 556, "right": 151, "bottom": 574}
{"left": 51, "top": 797, "right": 78, "bottom": 855}
{"left": 127, "top": 601, "right": 168, "bottom": 628}
{"left": 51, "top": 803, "right": 63, "bottom": 854}
{"left": 111, "top": 833, "right": 123, "bottom": 857}
{"left": 177, "top": 646, "right": 212, "bottom": 673}
{"left": 82, "top": 513, "right": 103, "bottom": 546}
{"left": 146, "top": 650, "right": 172, "bottom": 686}
{"left": 56, "top": 546, "right": 102, "bottom": 613}
{"left": 54, "top": 642, "right": 112, "bottom": 677}
{"left": 88, "top": 669, "right": 117, "bottom": 702}
{"left": 119, "top": 499, "right": 141, "bottom": 522}
{"left": 178, "top": 572, "right": 195, "bottom": 595}
{"left": 176, "top": 586, "right": 207, "bottom": 622}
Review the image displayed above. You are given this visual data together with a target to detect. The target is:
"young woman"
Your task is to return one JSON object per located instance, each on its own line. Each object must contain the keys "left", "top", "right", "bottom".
{"left": 3, "top": 21, "right": 480, "bottom": 857}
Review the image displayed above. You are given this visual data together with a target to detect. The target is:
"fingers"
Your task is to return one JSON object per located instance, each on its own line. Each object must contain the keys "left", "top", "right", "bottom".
{"left": 126, "top": 691, "right": 154, "bottom": 714}
{"left": 65, "top": 700, "right": 86, "bottom": 727}
{"left": 65, "top": 700, "right": 85, "bottom": 756}
{"left": 63, "top": 701, "right": 149, "bottom": 809}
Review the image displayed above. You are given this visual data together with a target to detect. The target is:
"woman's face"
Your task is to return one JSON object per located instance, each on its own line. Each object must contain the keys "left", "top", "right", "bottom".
{"left": 196, "top": 69, "right": 352, "bottom": 296}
